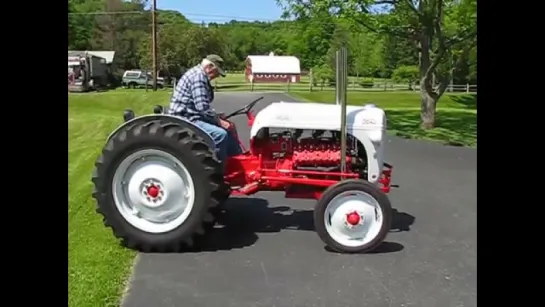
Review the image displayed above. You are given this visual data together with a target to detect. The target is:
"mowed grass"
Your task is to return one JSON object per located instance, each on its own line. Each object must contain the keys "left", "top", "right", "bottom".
{"left": 68, "top": 91, "right": 171, "bottom": 307}
{"left": 290, "top": 91, "right": 477, "bottom": 147}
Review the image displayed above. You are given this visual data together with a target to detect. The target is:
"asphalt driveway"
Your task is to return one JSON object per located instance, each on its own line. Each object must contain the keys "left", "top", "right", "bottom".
{"left": 122, "top": 92, "right": 477, "bottom": 307}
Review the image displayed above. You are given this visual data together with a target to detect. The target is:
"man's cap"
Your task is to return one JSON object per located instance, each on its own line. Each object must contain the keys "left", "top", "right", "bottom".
{"left": 205, "top": 54, "right": 226, "bottom": 77}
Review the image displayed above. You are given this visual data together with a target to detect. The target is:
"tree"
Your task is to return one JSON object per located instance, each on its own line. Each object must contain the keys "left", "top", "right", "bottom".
{"left": 350, "top": 29, "right": 384, "bottom": 78}
{"left": 277, "top": 0, "right": 477, "bottom": 129}
{"left": 312, "top": 64, "right": 335, "bottom": 90}
{"left": 392, "top": 65, "right": 419, "bottom": 89}
{"left": 380, "top": 34, "right": 418, "bottom": 78}
{"left": 325, "top": 21, "right": 352, "bottom": 72}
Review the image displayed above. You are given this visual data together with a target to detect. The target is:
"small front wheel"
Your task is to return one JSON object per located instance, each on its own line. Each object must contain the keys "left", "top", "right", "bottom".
{"left": 314, "top": 179, "right": 392, "bottom": 253}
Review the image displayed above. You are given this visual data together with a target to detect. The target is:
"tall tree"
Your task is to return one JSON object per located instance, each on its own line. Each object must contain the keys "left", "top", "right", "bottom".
{"left": 326, "top": 20, "right": 353, "bottom": 71}
{"left": 350, "top": 29, "right": 384, "bottom": 78}
{"left": 277, "top": 0, "right": 477, "bottom": 129}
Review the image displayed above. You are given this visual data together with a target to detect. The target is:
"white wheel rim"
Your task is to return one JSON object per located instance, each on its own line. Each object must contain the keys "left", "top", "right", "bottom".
{"left": 323, "top": 190, "right": 384, "bottom": 247}
{"left": 112, "top": 149, "right": 196, "bottom": 234}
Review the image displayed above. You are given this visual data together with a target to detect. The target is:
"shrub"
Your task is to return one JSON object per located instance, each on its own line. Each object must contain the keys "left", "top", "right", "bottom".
{"left": 311, "top": 65, "right": 335, "bottom": 88}
{"left": 392, "top": 65, "right": 419, "bottom": 90}
{"left": 359, "top": 78, "right": 374, "bottom": 88}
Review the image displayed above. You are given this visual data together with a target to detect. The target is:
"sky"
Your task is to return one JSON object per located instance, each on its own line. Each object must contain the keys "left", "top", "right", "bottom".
{"left": 157, "top": 0, "right": 285, "bottom": 23}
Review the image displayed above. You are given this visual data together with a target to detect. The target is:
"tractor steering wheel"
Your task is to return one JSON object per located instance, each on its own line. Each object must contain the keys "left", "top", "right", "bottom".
{"left": 224, "top": 96, "right": 264, "bottom": 119}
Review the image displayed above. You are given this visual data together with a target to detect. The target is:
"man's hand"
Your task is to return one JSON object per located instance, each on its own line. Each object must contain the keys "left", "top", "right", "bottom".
{"left": 219, "top": 119, "right": 231, "bottom": 130}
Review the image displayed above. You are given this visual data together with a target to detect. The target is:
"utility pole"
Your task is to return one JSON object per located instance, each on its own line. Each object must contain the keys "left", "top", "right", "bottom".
{"left": 151, "top": 0, "right": 158, "bottom": 91}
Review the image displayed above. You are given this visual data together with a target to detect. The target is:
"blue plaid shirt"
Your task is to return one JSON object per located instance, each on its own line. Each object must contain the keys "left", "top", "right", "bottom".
{"left": 168, "top": 65, "right": 217, "bottom": 123}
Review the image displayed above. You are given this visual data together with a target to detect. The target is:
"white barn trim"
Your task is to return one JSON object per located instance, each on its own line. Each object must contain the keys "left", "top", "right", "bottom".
{"left": 246, "top": 55, "right": 301, "bottom": 74}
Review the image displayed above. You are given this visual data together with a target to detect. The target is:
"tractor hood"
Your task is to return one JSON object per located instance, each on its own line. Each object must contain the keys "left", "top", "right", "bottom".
{"left": 250, "top": 101, "right": 386, "bottom": 141}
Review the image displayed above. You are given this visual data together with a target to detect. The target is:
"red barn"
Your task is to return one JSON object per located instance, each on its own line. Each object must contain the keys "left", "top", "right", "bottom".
{"left": 245, "top": 55, "right": 301, "bottom": 83}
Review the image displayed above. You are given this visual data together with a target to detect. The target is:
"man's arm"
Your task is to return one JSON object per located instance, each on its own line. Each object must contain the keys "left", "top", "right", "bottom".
{"left": 190, "top": 75, "right": 218, "bottom": 124}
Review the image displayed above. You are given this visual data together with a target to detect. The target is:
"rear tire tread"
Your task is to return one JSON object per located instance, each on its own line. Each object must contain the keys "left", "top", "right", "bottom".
{"left": 91, "top": 119, "right": 223, "bottom": 252}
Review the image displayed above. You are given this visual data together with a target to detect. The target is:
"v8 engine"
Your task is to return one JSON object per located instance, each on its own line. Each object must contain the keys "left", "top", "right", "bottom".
{"left": 253, "top": 128, "right": 366, "bottom": 171}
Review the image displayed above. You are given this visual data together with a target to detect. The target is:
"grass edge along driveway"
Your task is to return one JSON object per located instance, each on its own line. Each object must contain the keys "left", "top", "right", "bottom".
{"left": 68, "top": 93, "right": 157, "bottom": 307}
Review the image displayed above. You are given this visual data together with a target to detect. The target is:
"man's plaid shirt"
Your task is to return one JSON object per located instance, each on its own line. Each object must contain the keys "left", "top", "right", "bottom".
{"left": 168, "top": 65, "right": 217, "bottom": 123}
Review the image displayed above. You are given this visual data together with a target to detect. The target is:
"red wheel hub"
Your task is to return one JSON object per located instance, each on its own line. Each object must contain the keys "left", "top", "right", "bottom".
{"left": 346, "top": 212, "right": 360, "bottom": 225}
{"left": 147, "top": 185, "right": 159, "bottom": 198}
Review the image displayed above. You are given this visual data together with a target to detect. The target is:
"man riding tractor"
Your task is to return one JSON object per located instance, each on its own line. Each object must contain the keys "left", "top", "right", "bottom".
{"left": 168, "top": 54, "right": 241, "bottom": 165}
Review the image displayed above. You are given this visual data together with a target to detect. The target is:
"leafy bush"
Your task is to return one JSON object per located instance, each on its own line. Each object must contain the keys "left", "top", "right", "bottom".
{"left": 392, "top": 65, "right": 419, "bottom": 90}
{"left": 359, "top": 78, "right": 374, "bottom": 88}
{"left": 311, "top": 65, "right": 335, "bottom": 88}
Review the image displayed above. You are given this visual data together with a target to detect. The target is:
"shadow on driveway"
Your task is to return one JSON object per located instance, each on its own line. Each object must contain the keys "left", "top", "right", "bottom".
{"left": 184, "top": 197, "right": 415, "bottom": 254}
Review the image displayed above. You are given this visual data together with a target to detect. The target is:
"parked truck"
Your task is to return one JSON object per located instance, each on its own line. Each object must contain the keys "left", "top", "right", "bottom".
{"left": 121, "top": 70, "right": 165, "bottom": 89}
{"left": 68, "top": 51, "right": 109, "bottom": 92}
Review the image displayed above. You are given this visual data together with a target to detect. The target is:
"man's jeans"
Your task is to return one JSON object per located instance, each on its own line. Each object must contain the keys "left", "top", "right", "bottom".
{"left": 194, "top": 120, "right": 242, "bottom": 163}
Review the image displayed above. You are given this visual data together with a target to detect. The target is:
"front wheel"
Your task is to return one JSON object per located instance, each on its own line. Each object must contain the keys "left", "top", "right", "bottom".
{"left": 314, "top": 179, "right": 392, "bottom": 253}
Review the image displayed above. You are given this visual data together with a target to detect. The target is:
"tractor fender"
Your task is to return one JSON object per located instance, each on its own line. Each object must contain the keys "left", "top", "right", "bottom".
{"left": 351, "top": 131, "right": 384, "bottom": 185}
{"left": 105, "top": 114, "right": 215, "bottom": 149}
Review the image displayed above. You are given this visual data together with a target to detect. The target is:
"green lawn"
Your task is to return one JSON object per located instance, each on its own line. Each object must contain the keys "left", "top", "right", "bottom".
{"left": 68, "top": 91, "right": 171, "bottom": 307}
{"left": 290, "top": 91, "right": 477, "bottom": 147}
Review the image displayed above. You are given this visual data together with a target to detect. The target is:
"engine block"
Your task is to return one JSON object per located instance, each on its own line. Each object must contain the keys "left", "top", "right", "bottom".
{"left": 293, "top": 140, "right": 351, "bottom": 166}
{"left": 254, "top": 129, "right": 358, "bottom": 168}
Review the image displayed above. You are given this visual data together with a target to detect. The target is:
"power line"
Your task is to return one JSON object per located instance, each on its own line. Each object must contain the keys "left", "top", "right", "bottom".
{"left": 151, "top": 0, "right": 158, "bottom": 91}
{"left": 67, "top": 10, "right": 411, "bottom": 36}
{"left": 68, "top": 11, "right": 364, "bottom": 30}
{"left": 68, "top": 11, "right": 145, "bottom": 15}
{"left": 82, "top": 21, "right": 355, "bottom": 32}
{"left": 182, "top": 12, "right": 284, "bottom": 22}
{"left": 67, "top": 11, "right": 283, "bottom": 22}
{"left": 67, "top": 11, "right": 297, "bottom": 28}
{"left": 67, "top": 10, "right": 361, "bottom": 25}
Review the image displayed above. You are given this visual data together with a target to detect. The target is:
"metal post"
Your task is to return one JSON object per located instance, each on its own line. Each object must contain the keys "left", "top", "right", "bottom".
{"left": 335, "top": 51, "right": 341, "bottom": 105}
{"left": 145, "top": 73, "right": 148, "bottom": 92}
{"left": 151, "top": 0, "right": 158, "bottom": 91}
{"left": 337, "top": 46, "right": 349, "bottom": 175}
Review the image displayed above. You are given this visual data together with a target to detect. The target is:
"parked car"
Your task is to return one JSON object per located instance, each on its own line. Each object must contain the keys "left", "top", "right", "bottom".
{"left": 122, "top": 70, "right": 165, "bottom": 89}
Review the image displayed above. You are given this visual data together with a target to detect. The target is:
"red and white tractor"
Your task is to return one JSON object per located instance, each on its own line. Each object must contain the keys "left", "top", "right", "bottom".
{"left": 91, "top": 49, "right": 394, "bottom": 254}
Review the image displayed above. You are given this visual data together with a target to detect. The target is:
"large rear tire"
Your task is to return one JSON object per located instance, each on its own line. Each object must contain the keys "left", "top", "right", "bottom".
{"left": 314, "top": 179, "right": 392, "bottom": 253}
{"left": 203, "top": 181, "right": 231, "bottom": 230}
{"left": 92, "top": 119, "right": 223, "bottom": 252}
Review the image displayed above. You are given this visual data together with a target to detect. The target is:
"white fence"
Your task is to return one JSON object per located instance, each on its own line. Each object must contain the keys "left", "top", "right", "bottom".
{"left": 163, "top": 78, "right": 477, "bottom": 93}
{"left": 154, "top": 70, "right": 475, "bottom": 93}
{"left": 216, "top": 81, "right": 477, "bottom": 93}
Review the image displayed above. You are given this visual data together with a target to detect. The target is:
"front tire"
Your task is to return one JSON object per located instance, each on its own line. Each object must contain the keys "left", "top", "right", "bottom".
{"left": 314, "top": 179, "right": 392, "bottom": 253}
{"left": 92, "top": 120, "right": 223, "bottom": 252}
